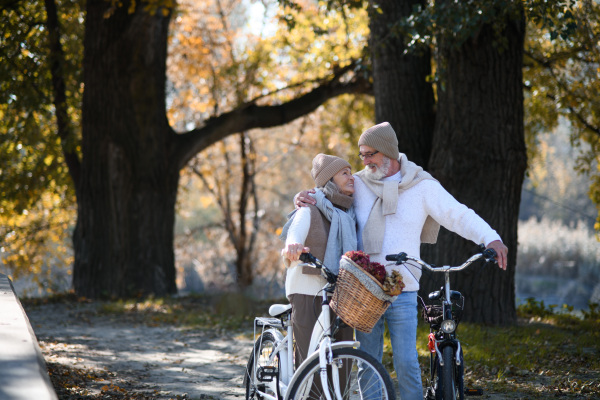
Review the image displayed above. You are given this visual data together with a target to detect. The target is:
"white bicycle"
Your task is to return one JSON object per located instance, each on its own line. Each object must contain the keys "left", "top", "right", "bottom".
{"left": 243, "top": 252, "right": 396, "bottom": 400}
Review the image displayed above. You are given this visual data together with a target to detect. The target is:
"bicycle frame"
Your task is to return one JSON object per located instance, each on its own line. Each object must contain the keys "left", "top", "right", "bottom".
{"left": 249, "top": 263, "right": 359, "bottom": 400}
{"left": 252, "top": 308, "right": 294, "bottom": 398}
{"left": 438, "top": 266, "right": 464, "bottom": 364}
{"left": 386, "top": 246, "right": 496, "bottom": 400}
{"left": 289, "top": 275, "right": 359, "bottom": 400}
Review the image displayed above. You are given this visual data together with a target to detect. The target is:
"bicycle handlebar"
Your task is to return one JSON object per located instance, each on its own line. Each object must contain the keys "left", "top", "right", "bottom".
{"left": 299, "top": 252, "right": 337, "bottom": 284}
{"left": 385, "top": 244, "right": 497, "bottom": 273}
{"left": 299, "top": 252, "right": 322, "bottom": 267}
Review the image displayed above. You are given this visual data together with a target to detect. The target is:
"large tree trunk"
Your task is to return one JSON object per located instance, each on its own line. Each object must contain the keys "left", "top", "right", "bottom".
{"left": 73, "top": 0, "right": 177, "bottom": 298}
{"left": 420, "top": 8, "right": 527, "bottom": 324}
{"left": 369, "top": 0, "right": 435, "bottom": 168}
{"left": 69, "top": 0, "right": 370, "bottom": 299}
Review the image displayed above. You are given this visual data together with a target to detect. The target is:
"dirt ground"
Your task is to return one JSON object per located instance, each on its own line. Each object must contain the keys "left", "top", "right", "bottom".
{"left": 25, "top": 300, "right": 253, "bottom": 400}
{"left": 24, "top": 299, "right": 574, "bottom": 400}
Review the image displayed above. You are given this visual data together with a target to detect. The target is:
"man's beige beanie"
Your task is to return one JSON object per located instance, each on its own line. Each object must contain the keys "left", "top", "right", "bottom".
{"left": 358, "top": 122, "right": 400, "bottom": 160}
{"left": 311, "top": 154, "right": 351, "bottom": 187}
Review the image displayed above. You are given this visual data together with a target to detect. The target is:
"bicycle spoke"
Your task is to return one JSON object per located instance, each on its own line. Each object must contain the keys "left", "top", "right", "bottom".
{"left": 288, "top": 348, "right": 395, "bottom": 400}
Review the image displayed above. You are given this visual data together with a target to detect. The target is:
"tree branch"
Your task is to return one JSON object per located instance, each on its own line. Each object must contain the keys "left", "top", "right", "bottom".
{"left": 44, "top": 0, "right": 82, "bottom": 191}
{"left": 172, "top": 65, "right": 372, "bottom": 169}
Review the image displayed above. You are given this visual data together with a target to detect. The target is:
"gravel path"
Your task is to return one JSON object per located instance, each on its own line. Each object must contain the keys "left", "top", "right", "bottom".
{"left": 25, "top": 301, "right": 253, "bottom": 400}
{"left": 24, "top": 300, "right": 537, "bottom": 400}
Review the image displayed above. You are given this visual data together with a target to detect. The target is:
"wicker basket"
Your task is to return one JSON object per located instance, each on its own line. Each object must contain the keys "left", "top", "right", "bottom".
{"left": 330, "top": 256, "right": 400, "bottom": 333}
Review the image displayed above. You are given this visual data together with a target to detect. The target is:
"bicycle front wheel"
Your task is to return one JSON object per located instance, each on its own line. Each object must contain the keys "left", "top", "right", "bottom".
{"left": 441, "top": 345, "right": 464, "bottom": 400}
{"left": 244, "top": 331, "right": 281, "bottom": 399}
{"left": 287, "top": 347, "right": 395, "bottom": 400}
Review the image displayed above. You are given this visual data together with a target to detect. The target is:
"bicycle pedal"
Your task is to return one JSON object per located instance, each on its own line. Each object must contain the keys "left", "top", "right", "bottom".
{"left": 257, "top": 366, "right": 278, "bottom": 382}
{"left": 423, "top": 387, "right": 436, "bottom": 400}
{"left": 464, "top": 388, "right": 483, "bottom": 396}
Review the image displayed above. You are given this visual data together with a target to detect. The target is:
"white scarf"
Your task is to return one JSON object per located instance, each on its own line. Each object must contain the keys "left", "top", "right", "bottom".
{"left": 355, "top": 153, "right": 440, "bottom": 254}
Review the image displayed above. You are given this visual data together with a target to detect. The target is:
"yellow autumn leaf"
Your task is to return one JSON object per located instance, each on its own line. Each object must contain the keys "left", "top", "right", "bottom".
{"left": 199, "top": 196, "right": 213, "bottom": 207}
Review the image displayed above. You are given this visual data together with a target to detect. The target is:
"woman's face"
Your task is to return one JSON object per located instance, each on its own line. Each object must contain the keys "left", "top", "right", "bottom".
{"left": 332, "top": 167, "right": 355, "bottom": 195}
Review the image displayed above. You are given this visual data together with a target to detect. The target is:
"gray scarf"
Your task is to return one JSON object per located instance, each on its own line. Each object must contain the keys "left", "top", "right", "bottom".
{"left": 280, "top": 182, "right": 357, "bottom": 274}
{"left": 355, "top": 153, "right": 440, "bottom": 254}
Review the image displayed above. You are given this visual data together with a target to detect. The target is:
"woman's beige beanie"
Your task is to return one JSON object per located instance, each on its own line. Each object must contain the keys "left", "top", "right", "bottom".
{"left": 358, "top": 122, "right": 400, "bottom": 160}
{"left": 311, "top": 154, "right": 351, "bottom": 187}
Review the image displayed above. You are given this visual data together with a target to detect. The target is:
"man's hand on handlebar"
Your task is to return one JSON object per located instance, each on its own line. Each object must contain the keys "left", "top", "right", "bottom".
{"left": 294, "top": 189, "right": 317, "bottom": 209}
{"left": 486, "top": 240, "right": 508, "bottom": 271}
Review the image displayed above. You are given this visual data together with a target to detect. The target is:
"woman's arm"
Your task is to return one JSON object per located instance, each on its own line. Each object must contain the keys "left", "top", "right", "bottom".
{"left": 282, "top": 206, "right": 311, "bottom": 261}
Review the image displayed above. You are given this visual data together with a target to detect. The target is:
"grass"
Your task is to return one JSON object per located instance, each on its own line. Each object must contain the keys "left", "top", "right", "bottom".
{"left": 23, "top": 291, "right": 279, "bottom": 332}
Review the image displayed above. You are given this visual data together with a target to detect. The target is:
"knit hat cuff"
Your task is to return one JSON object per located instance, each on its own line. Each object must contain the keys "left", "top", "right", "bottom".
{"left": 358, "top": 122, "right": 400, "bottom": 160}
{"left": 311, "top": 154, "right": 351, "bottom": 187}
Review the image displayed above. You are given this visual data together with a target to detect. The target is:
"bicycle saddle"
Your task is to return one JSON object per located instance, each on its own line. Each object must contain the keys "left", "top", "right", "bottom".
{"left": 269, "top": 304, "right": 292, "bottom": 317}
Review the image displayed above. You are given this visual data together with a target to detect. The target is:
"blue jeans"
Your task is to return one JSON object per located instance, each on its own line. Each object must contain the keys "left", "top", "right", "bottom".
{"left": 357, "top": 291, "right": 423, "bottom": 400}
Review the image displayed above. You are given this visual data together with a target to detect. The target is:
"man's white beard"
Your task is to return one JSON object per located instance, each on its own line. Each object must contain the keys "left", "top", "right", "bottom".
{"left": 364, "top": 157, "right": 391, "bottom": 180}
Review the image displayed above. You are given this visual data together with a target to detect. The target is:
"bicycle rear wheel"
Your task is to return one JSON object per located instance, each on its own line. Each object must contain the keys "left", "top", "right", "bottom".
{"left": 244, "top": 331, "right": 281, "bottom": 399}
{"left": 287, "top": 347, "right": 395, "bottom": 400}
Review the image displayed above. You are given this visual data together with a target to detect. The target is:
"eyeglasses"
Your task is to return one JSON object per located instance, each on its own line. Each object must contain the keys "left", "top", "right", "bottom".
{"left": 358, "top": 151, "right": 379, "bottom": 160}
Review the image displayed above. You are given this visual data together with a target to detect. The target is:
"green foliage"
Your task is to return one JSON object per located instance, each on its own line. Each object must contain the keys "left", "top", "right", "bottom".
{"left": 581, "top": 302, "right": 600, "bottom": 323}
{"left": 524, "top": 0, "right": 600, "bottom": 231}
{"left": 0, "top": 0, "right": 82, "bottom": 287}
{"left": 382, "top": 0, "right": 525, "bottom": 53}
{"left": 517, "top": 297, "right": 558, "bottom": 318}
{"left": 367, "top": 0, "right": 577, "bottom": 54}
{"left": 0, "top": 0, "right": 82, "bottom": 214}
{"left": 104, "top": 0, "right": 175, "bottom": 17}
{"left": 524, "top": 0, "right": 578, "bottom": 40}
{"left": 517, "top": 297, "right": 600, "bottom": 338}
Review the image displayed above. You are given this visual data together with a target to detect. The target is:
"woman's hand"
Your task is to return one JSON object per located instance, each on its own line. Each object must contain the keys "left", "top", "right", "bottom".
{"left": 283, "top": 243, "right": 310, "bottom": 261}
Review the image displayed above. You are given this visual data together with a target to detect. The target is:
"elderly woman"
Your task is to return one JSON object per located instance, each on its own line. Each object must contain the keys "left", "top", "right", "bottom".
{"left": 280, "top": 153, "right": 357, "bottom": 366}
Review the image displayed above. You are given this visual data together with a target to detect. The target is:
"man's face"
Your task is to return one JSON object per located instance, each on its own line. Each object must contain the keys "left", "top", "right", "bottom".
{"left": 359, "top": 145, "right": 389, "bottom": 180}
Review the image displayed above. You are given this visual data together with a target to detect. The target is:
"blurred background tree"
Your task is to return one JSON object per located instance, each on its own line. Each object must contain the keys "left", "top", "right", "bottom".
{"left": 523, "top": 0, "right": 600, "bottom": 231}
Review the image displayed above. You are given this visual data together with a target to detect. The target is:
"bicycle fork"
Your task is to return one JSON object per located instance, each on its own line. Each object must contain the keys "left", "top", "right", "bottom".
{"left": 317, "top": 336, "right": 345, "bottom": 400}
{"left": 436, "top": 339, "right": 461, "bottom": 367}
{"left": 306, "top": 291, "right": 346, "bottom": 400}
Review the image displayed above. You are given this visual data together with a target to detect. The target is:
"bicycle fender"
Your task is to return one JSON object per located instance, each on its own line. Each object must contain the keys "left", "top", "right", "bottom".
{"left": 261, "top": 328, "right": 285, "bottom": 343}
{"left": 283, "top": 341, "right": 361, "bottom": 400}
{"left": 263, "top": 328, "right": 287, "bottom": 356}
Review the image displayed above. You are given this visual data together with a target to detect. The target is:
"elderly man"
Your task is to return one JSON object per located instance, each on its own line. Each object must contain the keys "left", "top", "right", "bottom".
{"left": 296, "top": 122, "right": 507, "bottom": 399}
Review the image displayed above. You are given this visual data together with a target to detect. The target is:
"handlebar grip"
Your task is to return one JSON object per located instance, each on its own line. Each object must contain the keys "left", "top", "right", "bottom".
{"left": 299, "top": 252, "right": 323, "bottom": 269}
{"left": 385, "top": 252, "right": 408, "bottom": 264}
{"left": 482, "top": 248, "right": 497, "bottom": 263}
{"left": 299, "top": 252, "right": 316, "bottom": 264}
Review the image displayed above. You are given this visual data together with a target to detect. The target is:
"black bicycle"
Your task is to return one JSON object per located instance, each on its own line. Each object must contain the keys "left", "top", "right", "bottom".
{"left": 385, "top": 245, "right": 497, "bottom": 400}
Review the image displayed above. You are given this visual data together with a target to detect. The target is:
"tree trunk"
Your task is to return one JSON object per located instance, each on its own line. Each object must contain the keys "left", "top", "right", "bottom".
{"left": 73, "top": 0, "right": 177, "bottom": 298}
{"left": 420, "top": 9, "right": 527, "bottom": 324}
{"left": 368, "top": 0, "right": 435, "bottom": 168}
{"left": 67, "top": 0, "right": 369, "bottom": 299}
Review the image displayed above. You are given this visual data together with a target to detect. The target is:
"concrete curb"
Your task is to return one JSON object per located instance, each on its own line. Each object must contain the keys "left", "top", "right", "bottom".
{"left": 0, "top": 274, "right": 58, "bottom": 400}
